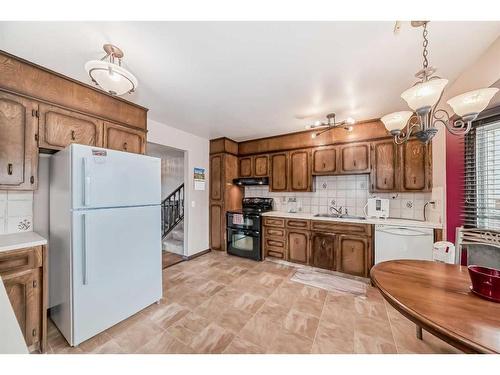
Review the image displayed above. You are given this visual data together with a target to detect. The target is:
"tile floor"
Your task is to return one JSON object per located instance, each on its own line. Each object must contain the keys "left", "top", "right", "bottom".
{"left": 162, "top": 251, "right": 184, "bottom": 269}
{"left": 47, "top": 251, "right": 461, "bottom": 354}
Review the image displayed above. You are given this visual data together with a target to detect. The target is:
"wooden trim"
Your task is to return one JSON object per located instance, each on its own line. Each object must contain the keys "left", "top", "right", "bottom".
{"left": 41, "top": 245, "right": 48, "bottom": 353}
{"left": 184, "top": 248, "right": 211, "bottom": 260}
{"left": 0, "top": 50, "right": 147, "bottom": 129}
{"left": 209, "top": 137, "right": 239, "bottom": 155}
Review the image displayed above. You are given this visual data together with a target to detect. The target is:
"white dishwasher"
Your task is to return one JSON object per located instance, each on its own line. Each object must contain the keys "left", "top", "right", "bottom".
{"left": 375, "top": 224, "right": 434, "bottom": 264}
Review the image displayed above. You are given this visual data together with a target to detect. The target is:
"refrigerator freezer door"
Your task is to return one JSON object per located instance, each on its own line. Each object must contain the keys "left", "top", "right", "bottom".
{"left": 71, "top": 144, "right": 161, "bottom": 209}
{"left": 71, "top": 205, "right": 162, "bottom": 346}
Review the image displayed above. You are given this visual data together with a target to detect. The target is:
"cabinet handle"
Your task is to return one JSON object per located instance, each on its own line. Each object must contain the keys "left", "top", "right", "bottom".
{"left": 33, "top": 280, "right": 37, "bottom": 288}
{"left": 32, "top": 329, "right": 37, "bottom": 337}
{"left": 7, "top": 163, "right": 13, "bottom": 175}
{"left": 353, "top": 160, "right": 357, "bottom": 167}
{"left": 384, "top": 177, "right": 387, "bottom": 185}
{"left": 413, "top": 176, "right": 416, "bottom": 184}
{"left": 71, "top": 130, "right": 76, "bottom": 141}
{"left": 123, "top": 142, "right": 128, "bottom": 151}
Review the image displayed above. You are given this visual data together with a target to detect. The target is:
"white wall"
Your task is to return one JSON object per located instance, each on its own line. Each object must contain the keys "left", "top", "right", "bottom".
{"left": 147, "top": 142, "right": 185, "bottom": 200}
{"left": 147, "top": 119, "right": 210, "bottom": 257}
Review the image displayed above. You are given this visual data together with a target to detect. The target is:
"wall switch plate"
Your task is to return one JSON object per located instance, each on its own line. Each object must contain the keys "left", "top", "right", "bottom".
{"left": 191, "top": 201, "right": 196, "bottom": 207}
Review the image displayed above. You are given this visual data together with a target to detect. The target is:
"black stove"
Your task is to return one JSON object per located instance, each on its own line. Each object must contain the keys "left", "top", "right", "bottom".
{"left": 226, "top": 198, "right": 273, "bottom": 261}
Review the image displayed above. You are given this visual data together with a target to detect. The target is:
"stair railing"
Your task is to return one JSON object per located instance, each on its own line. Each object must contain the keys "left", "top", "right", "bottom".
{"left": 161, "top": 183, "right": 184, "bottom": 239}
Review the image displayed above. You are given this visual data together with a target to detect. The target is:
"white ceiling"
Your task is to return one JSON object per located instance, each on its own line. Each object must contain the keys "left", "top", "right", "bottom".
{"left": 1, "top": 21, "right": 499, "bottom": 141}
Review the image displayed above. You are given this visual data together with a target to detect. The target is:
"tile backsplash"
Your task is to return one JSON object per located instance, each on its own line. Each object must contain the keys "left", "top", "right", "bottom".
{"left": 0, "top": 190, "right": 34, "bottom": 234}
{"left": 245, "top": 175, "right": 442, "bottom": 222}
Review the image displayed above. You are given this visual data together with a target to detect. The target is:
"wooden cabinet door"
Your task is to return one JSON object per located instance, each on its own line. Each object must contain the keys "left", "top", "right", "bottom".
{"left": 310, "top": 233, "right": 336, "bottom": 270}
{"left": 287, "top": 230, "right": 309, "bottom": 264}
{"left": 312, "top": 147, "right": 337, "bottom": 175}
{"left": 38, "top": 104, "right": 103, "bottom": 150}
{"left": 0, "top": 91, "right": 38, "bottom": 190}
{"left": 3, "top": 269, "right": 41, "bottom": 347}
{"left": 289, "top": 149, "right": 311, "bottom": 191}
{"left": 254, "top": 155, "right": 269, "bottom": 177}
{"left": 210, "top": 154, "right": 223, "bottom": 201}
{"left": 337, "top": 235, "right": 370, "bottom": 277}
{"left": 239, "top": 157, "right": 252, "bottom": 177}
{"left": 371, "top": 140, "right": 397, "bottom": 192}
{"left": 339, "top": 143, "right": 370, "bottom": 174}
{"left": 400, "top": 139, "right": 431, "bottom": 191}
{"left": 103, "top": 122, "right": 145, "bottom": 154}
{"left": 270, "top": 152, "right": 289, "bottom": 191}
{"left": 209, "top": 203, "right": 224, "bottom": 251}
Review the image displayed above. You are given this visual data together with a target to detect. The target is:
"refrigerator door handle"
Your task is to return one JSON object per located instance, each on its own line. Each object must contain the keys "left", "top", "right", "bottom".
{"left": 83, "top": 158, "right": 91, "bottom": 206}
{"left": 82, "top": 214, "right": 89, "bottom": 285}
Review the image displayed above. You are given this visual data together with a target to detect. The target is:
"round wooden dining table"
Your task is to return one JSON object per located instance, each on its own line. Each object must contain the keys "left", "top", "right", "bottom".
{"left": 371, "top": 260, "right": 500, "bottom": 354}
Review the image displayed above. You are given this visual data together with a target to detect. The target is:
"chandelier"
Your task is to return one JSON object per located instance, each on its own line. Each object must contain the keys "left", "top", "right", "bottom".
{"left": 381, "top": 21, "right": 498, "bottom": 144}
{"left": 307, "top": 113, "right": 356, "bottom": 139}
{"left": 85, "top": 44, "right": 138, "bottom": 96}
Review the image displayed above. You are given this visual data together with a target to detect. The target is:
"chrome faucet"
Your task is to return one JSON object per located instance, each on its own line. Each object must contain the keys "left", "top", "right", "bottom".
{"left": 329, "top": 205, "right": 343, "bottom": 216}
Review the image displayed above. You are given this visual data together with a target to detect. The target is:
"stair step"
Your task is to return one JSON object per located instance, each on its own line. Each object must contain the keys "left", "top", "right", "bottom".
{"left": 162, "top": 238, "right": 184, "bottom": 255}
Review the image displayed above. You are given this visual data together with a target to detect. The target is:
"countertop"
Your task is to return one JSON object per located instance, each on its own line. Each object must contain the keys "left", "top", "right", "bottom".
{"left": 0, "top": 232, "right": 48, "bottom": 253}
{"left": 261, "top": 211, "right": 443, "bottom": 229}
{"left": 0, "top": 278, "right": 28, "bottom": 354}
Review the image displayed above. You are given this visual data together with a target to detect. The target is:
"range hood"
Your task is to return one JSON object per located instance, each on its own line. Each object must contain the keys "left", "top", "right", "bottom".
{"left": 232, "top": 177, "right": 269, "bottom": 186}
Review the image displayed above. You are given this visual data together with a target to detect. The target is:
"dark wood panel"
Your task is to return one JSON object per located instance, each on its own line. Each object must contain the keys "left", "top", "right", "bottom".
{"left": 224, "top": 154, "right": 243, "bottom": 211}
{"left": 400, "top": 139, "right": 431, "bottom": 191}
{"left": 311, "top": 220, "right": 372, "bottom": 236}
{"left": 239, "top": 157, "right": 252, "bottom": 177}
{"left": 263, "top": 217, "right": 285, "bottom": 228}
{"left": 209, "top": 137, "right": 239, "bottom": 155}
{"left": 210, "top": 154, "right": 223, "bottom": 201}
{"left": 289, "top": 149, "right": 312, "bottom": 191}
{"left": 209, "top": 203, "right": 224, "bottom": 251}
{"left": 238, "top": 119, "right": 389, "bottom": 155}
{"left": 254, "top": 155, "right": 269, "bottom": 177}
{"left": 264, "top": 226, "right": 286, "bottom": 238}
{"left": 0, "top": 51, "right": 147, "bottom": 129}
{"left": 286, "top": 219, "right": 310, "bottom": 230}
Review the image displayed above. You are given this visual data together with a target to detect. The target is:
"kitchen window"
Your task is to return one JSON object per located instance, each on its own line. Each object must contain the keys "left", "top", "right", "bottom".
{"left": 464, "top": 113, "right": 500, "bottom": 230}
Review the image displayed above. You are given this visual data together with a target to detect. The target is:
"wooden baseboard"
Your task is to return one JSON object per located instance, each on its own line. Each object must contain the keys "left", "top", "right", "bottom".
{"left": 183, "top": 248, "right": 211, "bottom": 260}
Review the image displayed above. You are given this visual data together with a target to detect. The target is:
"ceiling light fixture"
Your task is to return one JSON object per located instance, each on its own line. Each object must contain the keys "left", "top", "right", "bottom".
{"left": 307, "top": 113, "right": 356, "bottom": 139}
{"left": 85, "top": 44, "right": 138, "bottom": 96}
{"left": 381, "top": 21, "right": 498, "bottom": 144}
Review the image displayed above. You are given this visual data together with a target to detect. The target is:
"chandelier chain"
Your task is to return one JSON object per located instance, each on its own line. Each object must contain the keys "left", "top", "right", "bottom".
{"left": 422, "top": 22, "right": 429, "bottom": 69}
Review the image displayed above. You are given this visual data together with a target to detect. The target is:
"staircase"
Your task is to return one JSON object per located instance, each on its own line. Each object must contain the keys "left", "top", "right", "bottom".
{"left": 161, "top": 184, "right": 184, "bottom": 255}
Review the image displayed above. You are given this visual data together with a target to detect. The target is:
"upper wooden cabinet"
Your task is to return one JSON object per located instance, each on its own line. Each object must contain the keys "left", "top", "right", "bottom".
{"left": 338, "top": 142, "right": 370, "bottom": 174}
{"left": 103, "top": 122, "right": 145, "bottom": 154}
{"left": 312, "top": 147, "right": 337, "bottom": 175}
{"left": 38, "top": 104, "right": 103, "bottom": 150}
{"left": 270, "top": 152, "right": 289, "bottom": 192}
{"left": 371, "top": 139, "right": 397, "bottom": 192}
{"left": 253, "top": 155, "right": 269, "bottom": 177}
{"left": 289, "top": 149, "right": 312, "bottom": 192}
{"left": 400, "top": 139, "right": 432, "bottom": 191}
{"left": 0, "top": 91, "right": 38, "bottom": 190}
{"left": 239, "top": 157, "right": 252, "bottom": 177}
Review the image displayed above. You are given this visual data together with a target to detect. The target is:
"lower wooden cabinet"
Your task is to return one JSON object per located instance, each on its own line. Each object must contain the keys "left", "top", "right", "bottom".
{"left": 103, "top": 122, "right": 145, "bottom": 154}
{"left": 0, "top": 245, "right": 47, "bottom": 352}
{"left": 337, "top": 235, "right": 371, "bottom": 277}
{"left": 263, "top": 217, "right": 374, "bottom": 278}
{"left": 209, "top": 203, "right": 224, "bottom": 251}
{"left": 310, "top": 232, "right": 336, "bottom": 270}
{"left": 287, "top": 230, "right": 309, "bottom": 264}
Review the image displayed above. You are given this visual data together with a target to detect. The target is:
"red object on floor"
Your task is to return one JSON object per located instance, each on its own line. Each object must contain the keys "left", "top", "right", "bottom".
{"left": 468, "top": 265, "right": 500, "bottom": 303}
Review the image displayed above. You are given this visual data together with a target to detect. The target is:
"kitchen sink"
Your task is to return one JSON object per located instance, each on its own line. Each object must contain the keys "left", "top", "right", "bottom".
{"left": 313, "top": 214, "right": 366, "bottom": 220}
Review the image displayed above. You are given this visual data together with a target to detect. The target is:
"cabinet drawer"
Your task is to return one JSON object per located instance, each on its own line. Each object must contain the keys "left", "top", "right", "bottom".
{"left": 104, "top": 122, "right": 145, "bottom": 154}
{"left": 264, "top": 237, "right": 285, "bottom": 249}
{"left": 286, "top": 219, "right": 310, "bottom": 230}
{"left": 264, "top": 226, "right": 285, "bottom": 238}
{"left": 311, "top": 221, "right": 371, "bottom": 236}
{"left": 263, "top": 217, "right": 285, "bottom": 228}
{"left": 0, "top": 246, "right": 42, "bottom": 275}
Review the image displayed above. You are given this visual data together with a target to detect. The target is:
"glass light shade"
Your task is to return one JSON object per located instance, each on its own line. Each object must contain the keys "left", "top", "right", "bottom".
{"left": 345, "top": 117, "right": 355, "bottom": 125}
{"left": 401, "top": 78, "right": 448, "bottom": 111}
{"left": 446, "top": 88, "right": 499, "bottom": 117}
{"left": 381, "top": 111, "right": 413, "bottom": 132}
{"left": 85, "top": 60, "right": 138, "bottom": 96}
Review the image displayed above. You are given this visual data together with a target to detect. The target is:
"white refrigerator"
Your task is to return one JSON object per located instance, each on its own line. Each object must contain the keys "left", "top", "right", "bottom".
{"left": 49, "top": 144, "right": 162, "bottom": 346}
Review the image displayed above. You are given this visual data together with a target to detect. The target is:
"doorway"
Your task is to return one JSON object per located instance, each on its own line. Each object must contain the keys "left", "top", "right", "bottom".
{"left": 147, "top": 142, "right": 186, "bottom": 268}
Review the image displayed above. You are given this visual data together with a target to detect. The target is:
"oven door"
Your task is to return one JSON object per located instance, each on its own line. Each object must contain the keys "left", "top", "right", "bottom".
{"left": 226, "top": 212, "right": 260, "bottom": 231}
{"left": 226, "top": 228, "right": 262, "bottom": 261}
